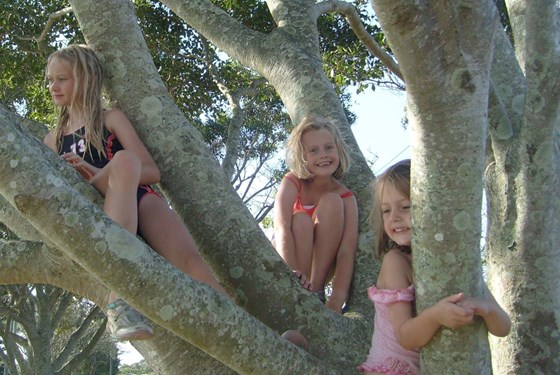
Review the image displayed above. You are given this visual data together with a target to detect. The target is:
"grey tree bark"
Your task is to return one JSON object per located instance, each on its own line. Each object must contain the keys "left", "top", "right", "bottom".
{"left": 485, "top": 0, "right": 560, "bottom": 373}
{"left": 371, "top": 0, "right": 559, "bottom": 373}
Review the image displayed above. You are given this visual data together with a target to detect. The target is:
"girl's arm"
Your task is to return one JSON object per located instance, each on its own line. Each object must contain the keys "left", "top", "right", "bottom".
{"left": 44, "top": 131, "right": 101, "bottom": 181}
{"left": 326, "top": 194, "right": 358, "bottom": 313}
{"left": 44, "top": 131, "right": 58, "bottom": 152}
{"left": 380, "top": 250, "right": 475, "bottom": 350}
{"left": 392, "top": 292, "right": 474, "bottom": 350}
{"left": 104, "top": 109, "right": 160, "bottom": 185}
{"left": 457, "top": 286, "right": 511, "bottom": 337}
{"left": 272, "top": 174, "right": 299, "bottom": 271}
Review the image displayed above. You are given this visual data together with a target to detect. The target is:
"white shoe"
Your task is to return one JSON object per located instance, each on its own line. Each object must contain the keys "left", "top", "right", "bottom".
{"left": 106, "top": 299, "right": 153, "bottom": 341}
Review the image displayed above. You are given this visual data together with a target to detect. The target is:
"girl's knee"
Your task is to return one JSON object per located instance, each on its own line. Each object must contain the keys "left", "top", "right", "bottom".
{"left": 317, "top": 192, "right": 343, "bottom": 212}
{"left": 292, "top": 212, "right": 314, "bottom": 234}
{"left": 109, "top": 150, "right": 141, "bottom": 180}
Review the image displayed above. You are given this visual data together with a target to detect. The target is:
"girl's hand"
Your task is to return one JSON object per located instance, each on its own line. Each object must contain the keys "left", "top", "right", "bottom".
{"left": 457, "top": 297, "right": 491, "bottom": 317}
{"left": 435, "top": 292, "right": 475, "bottom": 329}
{"left": 62, "top": 152, "right": 98, "bottom": 182}
{"left": 457, "top": 292, "right": 511, "bottom": 337}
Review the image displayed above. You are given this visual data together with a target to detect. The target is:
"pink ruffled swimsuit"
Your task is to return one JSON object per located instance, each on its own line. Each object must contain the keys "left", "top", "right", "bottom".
{"left": 358, "top": 285, "right": 420, "bottom": 375}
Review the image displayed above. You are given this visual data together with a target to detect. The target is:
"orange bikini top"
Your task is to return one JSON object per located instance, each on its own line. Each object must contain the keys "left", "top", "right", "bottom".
{"left": 284, "top": 175, "right": 353, "bottom": 217}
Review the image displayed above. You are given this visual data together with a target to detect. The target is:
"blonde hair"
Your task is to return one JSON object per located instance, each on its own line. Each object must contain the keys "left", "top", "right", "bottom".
{"left": 47, "top": 44, "right": 106, "bottom": 157}
{"left": 286, "top": 115, "right": 351, "bottom": 179}
{"left": 372, "top": 159, "right": 411, "bottom": 259}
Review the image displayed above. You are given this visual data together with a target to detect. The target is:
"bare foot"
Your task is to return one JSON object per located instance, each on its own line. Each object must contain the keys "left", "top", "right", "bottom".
{"left": 281, "top": 329, "right": 308, "bottom": 351}
{"left": 293, "top": 270, "right": 311, "bottom": 290}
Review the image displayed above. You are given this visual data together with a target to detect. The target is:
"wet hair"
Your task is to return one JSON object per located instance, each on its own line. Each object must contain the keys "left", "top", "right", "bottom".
{"left": 47, "top": 44, "right": 106, "bottom": 157}
{"left": 285, "top": 115, "right": 351, "bottom": 179}
{"left": 372, "top": 159, "right": 411, "bottom": 259}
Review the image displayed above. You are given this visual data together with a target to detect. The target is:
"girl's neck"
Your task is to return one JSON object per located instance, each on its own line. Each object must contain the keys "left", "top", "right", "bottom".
{"left": 63, "top": 108, "right": 86, "bottom": 134}
{"left": 63, "top": 119, "right": 84, "bottom": 134}
{"left": 306, "top": 174, "right": 335, "bottom": 189}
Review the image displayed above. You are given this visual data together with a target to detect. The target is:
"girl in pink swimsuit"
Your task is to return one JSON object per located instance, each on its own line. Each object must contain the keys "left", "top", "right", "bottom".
{"left": 359, "top": 160, "right": 511, "bottom": 374}
{"left": 273, "top": 115, "right": 358, "bottom": 313}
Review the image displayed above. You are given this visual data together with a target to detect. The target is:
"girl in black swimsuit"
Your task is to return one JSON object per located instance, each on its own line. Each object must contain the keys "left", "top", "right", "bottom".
{"left": 44, "top": 44, "right": 226, "bottom": 341}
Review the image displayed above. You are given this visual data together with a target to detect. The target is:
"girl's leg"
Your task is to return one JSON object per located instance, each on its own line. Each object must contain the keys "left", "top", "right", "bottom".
{"left": 138, "top": 195, "right": 226, "bottom": 294}
{"left": 89, "top": 151, "right": 152, "bottom": 340}
{"left": 309, "top": 192, "right": 344, "bottom": 293}
{"left": 91, "top": 150, "right": 141, "bottom": 233}
{"left": 291, "top": 212, "right": 314, "bottom": 278}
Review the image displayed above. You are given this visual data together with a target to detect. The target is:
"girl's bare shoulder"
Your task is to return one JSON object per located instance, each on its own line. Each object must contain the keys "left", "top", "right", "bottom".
{"left": 333, "top": 179, "right": 352, "bottom": 194}
{"left": 103, "top": 108, "right": 125, "bottom": 122}
{"left": 285, "top": 171, "right": 299, "bottom": 181}
{"left": 103, "top": 109, "right": 133, "bottom": 133}
{"left": 378, "top": 249, "right": 413, "bottom": 288}
{"left": 383, "top": 248, "right": 412, "bottom": 266}
{"left": 43, "top": 130, "right": 57, "bottom": 151}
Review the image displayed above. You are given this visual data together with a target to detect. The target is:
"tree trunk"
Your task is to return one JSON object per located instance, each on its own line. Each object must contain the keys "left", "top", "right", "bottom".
{"left": 485, "top": 0, "right": 560, "bottom": 373}
{"left": 371, "top": 0, "right": 499, "bottom": 373}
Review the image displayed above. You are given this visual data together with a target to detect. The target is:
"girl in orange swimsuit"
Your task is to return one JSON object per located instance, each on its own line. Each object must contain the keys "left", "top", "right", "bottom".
{"left": 273, "top": 115, "right": 358, "bottom": 313}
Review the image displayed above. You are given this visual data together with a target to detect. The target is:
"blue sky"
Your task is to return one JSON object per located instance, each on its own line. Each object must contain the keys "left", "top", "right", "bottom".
{"left": 350, "top": 88, "right": 410, "bottom": 175}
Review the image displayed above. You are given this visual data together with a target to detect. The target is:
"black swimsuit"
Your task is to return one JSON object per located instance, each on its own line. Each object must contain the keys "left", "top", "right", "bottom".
{"left": 60, "top": 126, "right": 122, "bottom": 168}
{"left": 59, "top": 126, "right": 159, "bottom": 234}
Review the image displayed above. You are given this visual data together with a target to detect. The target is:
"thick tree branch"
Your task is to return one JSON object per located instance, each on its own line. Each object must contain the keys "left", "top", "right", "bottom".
{"left": 1, "top": 106, "right": 334, "bottom": 374}
{"left": 524, "top": 0, "right": 560, "bottom": 141}
{"left": 160, "top": 0, "right": 269, "bottom": 69}
{"left": 371, "top": 0, "right": 500, "bottom": 372}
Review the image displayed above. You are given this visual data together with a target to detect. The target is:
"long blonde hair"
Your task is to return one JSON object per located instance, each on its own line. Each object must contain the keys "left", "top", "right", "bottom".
{"left": 47, "top": 44, "right": 106, "bottom": 157}
{"left": 286, "top": 115, "right": 351, "bottom": 179}
{"left": 372, "top": 159, "right": 411, "bottom": 259}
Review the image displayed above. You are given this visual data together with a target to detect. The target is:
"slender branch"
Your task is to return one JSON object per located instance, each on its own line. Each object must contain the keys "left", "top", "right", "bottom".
{"left": 56, "top": 316, "right": 107, "bottom": 375}
{"left": 53, "top": 305, "right": 104, "bottom": 372}
{"left": 50, "top": 291, "right": 72, "bottom": 333}
{"left": 315, "top": 0, "right": 403, "bottom": 80}
{"left": 16, "top": 7, "right": 73, "bottom": 45}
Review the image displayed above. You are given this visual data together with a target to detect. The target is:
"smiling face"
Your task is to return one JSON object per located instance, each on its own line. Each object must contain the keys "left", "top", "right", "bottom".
{"left": 301, "top": 129, "right": 340, "bottom": 177}
{"left": 47, "top": 57, "right": 76, "bottom": 107}
{"left": 381, "top": 181, "right": 412, "bottom": 247}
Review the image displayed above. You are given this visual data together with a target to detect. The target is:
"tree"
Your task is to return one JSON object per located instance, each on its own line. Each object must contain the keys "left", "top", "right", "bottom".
{"left": 0, "top": 285, "right": 111, "bottom": 375}
{"left": 119, "top": 360, "right": 153, "bottom": 375}
{"left": 0, "top": 1, "right": 557, "bottom": 375}
{"left": 370, "top": 0, "right": 559, "bottom": 373}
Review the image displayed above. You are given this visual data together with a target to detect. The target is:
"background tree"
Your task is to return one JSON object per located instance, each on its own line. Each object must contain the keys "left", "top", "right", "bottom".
{"left": 0, "top": 285, "right": 110, "bottom": 375}
{"left": 119, "top": 360, "right": 153, "bottom": 375}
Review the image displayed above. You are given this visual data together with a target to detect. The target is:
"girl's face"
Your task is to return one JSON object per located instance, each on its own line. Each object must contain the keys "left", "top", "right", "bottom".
{"left": 302, "top": 129, "right": 340, "bottom": 177}
{"left": 47, "top": 57, "right": 75, "bottom": 107}
{"left": 381, "top": 182, "right": 411, "bottom": 247}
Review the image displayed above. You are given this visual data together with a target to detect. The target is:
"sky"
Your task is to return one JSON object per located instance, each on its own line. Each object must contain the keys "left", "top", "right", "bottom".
{"left": 117, "top": 87, "right": 410, "bottom": 366}
{"left": 350, "top": 87, "right": 410, "bottom": 174}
